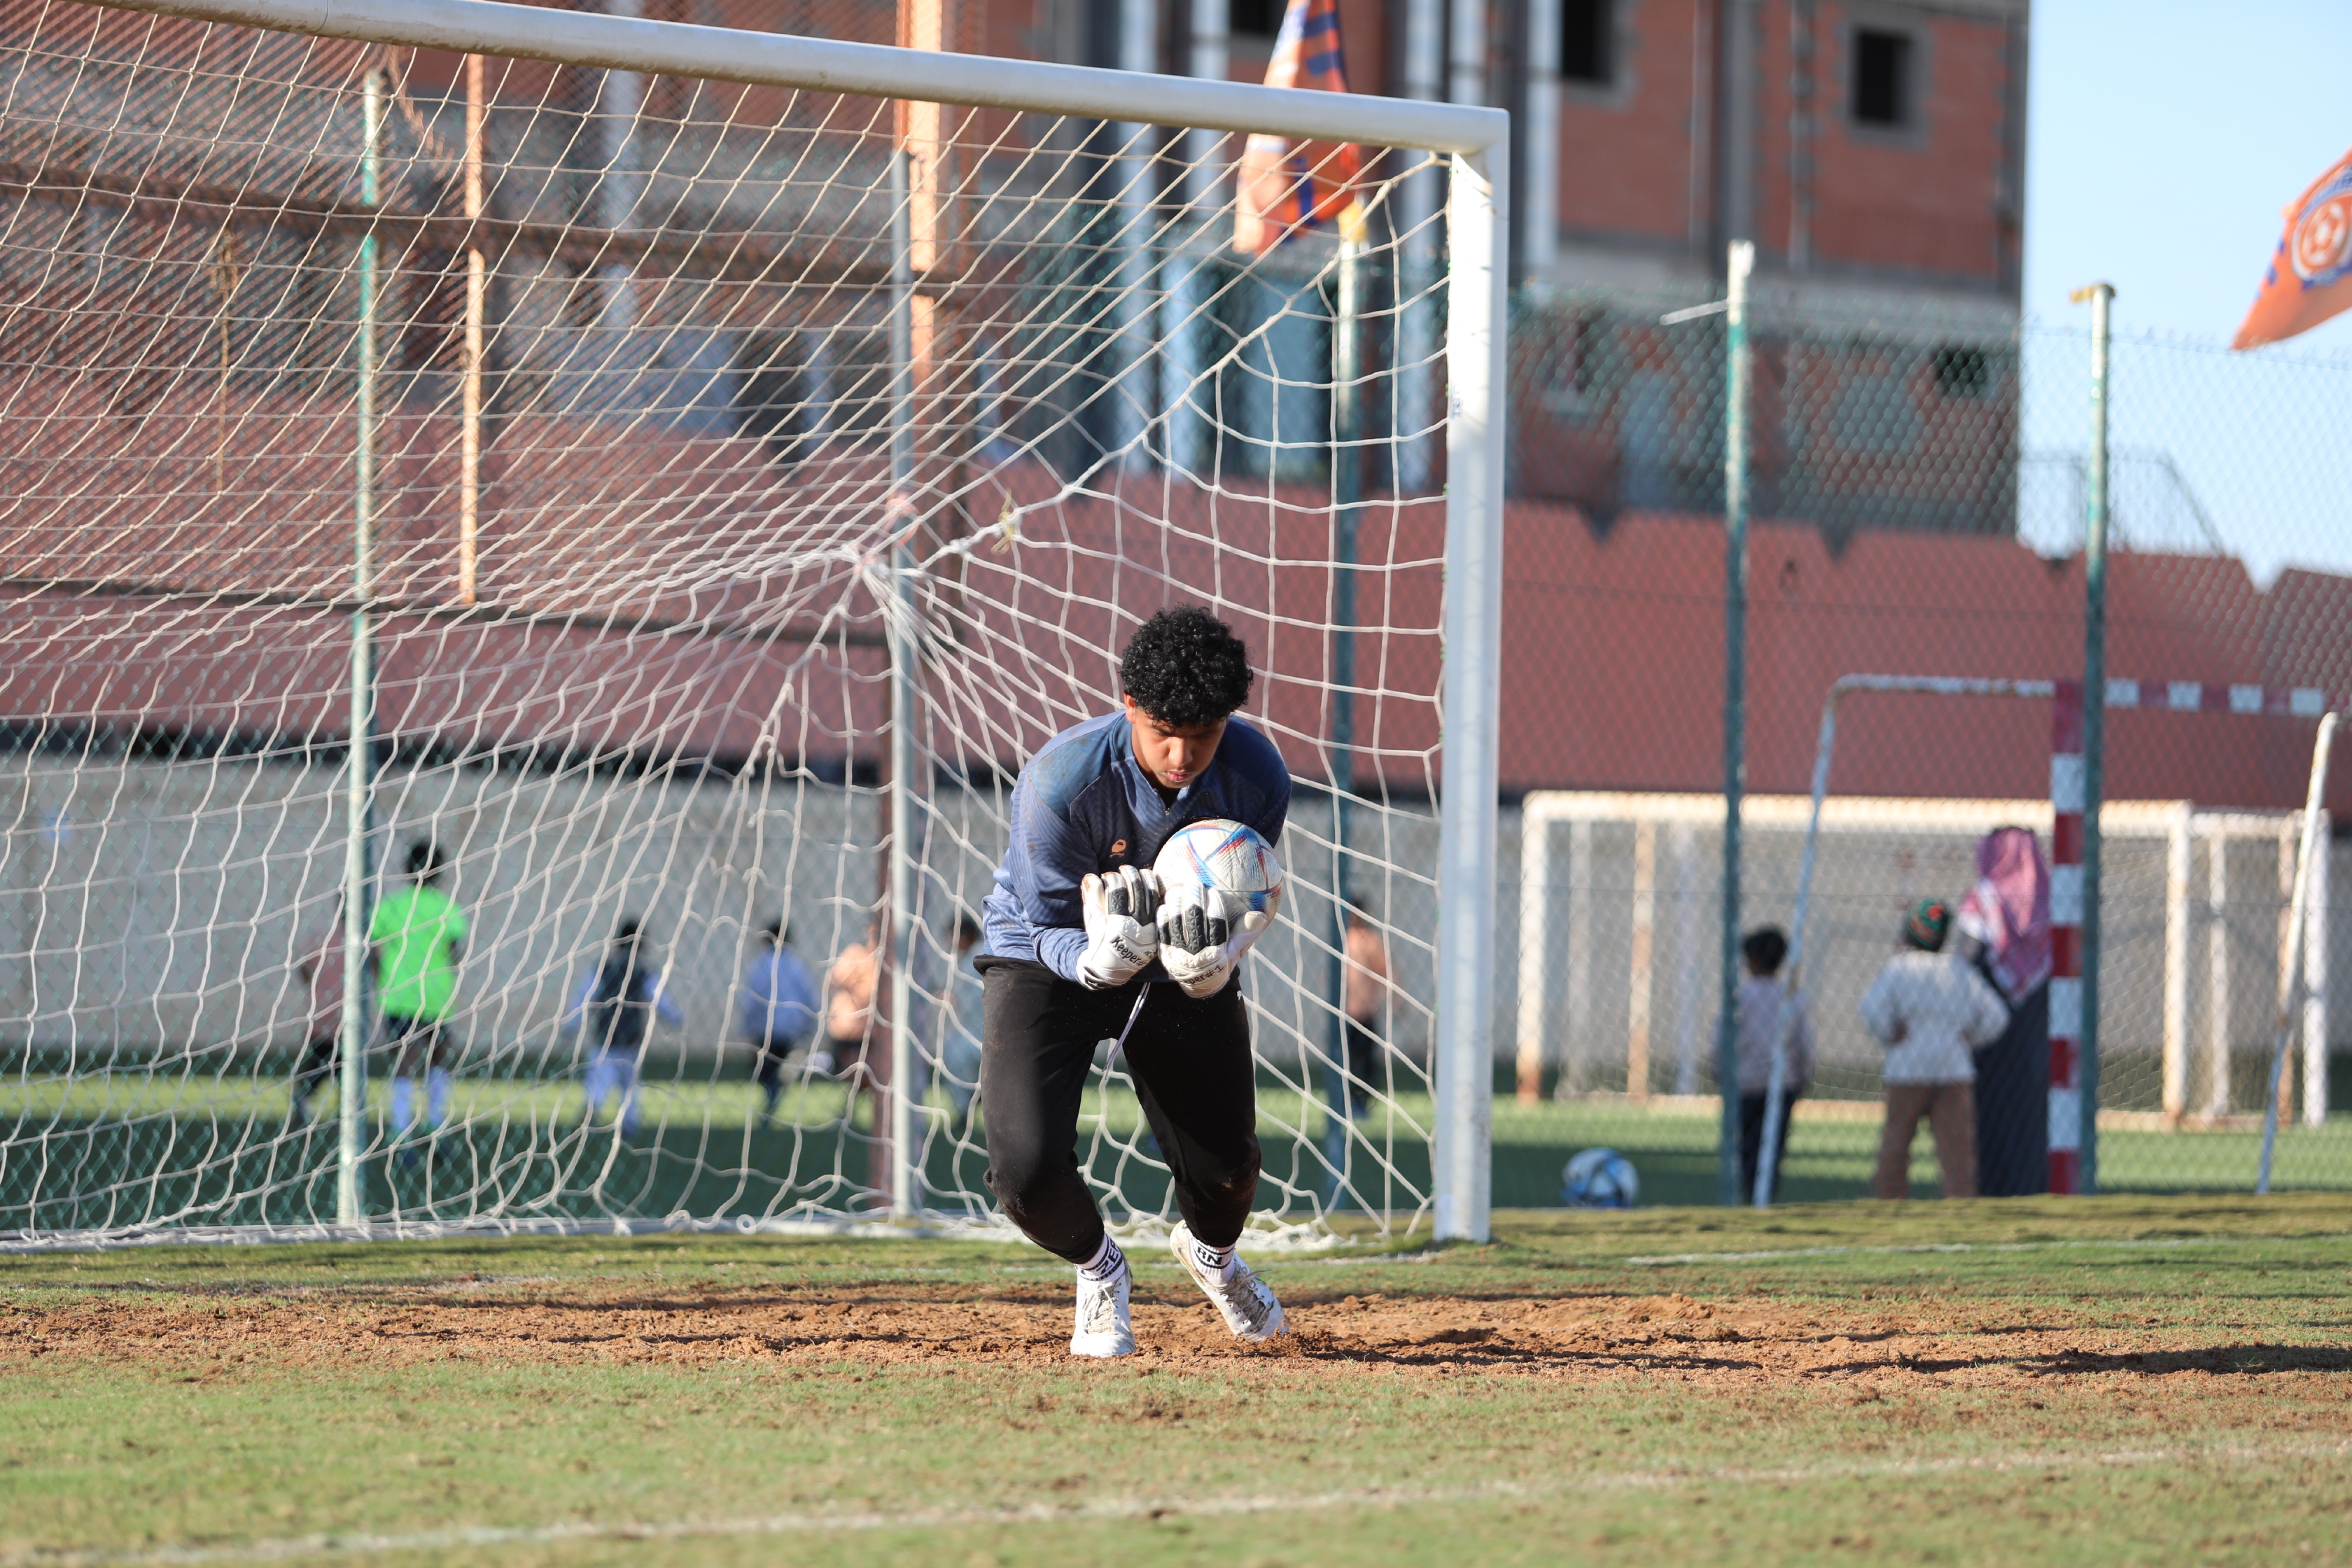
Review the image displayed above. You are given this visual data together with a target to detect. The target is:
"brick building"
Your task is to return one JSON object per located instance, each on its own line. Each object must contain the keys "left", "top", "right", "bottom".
{"left": 953, "top": 0, "right": 2032, "bottom": 526}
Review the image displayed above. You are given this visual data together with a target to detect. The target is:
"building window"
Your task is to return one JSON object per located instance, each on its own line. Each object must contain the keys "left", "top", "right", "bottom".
{"left": 1932, "top": 347, "right": 1990, "bottom": 399}
{"left": 1851, "top": 27, "right": 1913, "bottom": 127}
{"left": 1561, "top": 0, "right": 1612, "bottom": 86}
{"left": 1230, "top": 0, "right": 1281, "bottom": 39}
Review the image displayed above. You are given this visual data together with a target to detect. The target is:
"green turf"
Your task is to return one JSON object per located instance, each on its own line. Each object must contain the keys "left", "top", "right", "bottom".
{"left": 5, "top": 1078, "right": 2344, "bottom": 1237}
{"left": 1, "top": 1196, "right": 2348, "bottom": 1565}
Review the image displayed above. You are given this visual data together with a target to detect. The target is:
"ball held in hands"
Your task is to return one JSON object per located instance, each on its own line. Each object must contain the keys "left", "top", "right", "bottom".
{"left": 1155, "top": 884, "right": 1277, "bottom": 998}
{"left": 1150, "top": 820, "right": 1284, "bottom": 999}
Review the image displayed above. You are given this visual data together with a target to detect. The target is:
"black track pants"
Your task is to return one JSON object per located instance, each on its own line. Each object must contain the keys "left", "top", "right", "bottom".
{"left": 978, "top": 958, "right": 1261, "bottom": 1264}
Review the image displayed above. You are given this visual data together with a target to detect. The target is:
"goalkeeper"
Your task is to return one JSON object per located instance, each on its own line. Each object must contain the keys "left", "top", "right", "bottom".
{"left": 979, "top": 606, "right": 1291, "bottom": 1358}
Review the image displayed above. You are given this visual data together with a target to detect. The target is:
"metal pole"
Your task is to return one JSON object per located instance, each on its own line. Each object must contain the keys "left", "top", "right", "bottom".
{"left": 1448, "top": 0, "right": 1485, "bottom": 108}
{"left": 338, "top": 66, "right": 387, "bottom": 1230}
{"left": 1323, "top": 232, "right": 1361, "bottom": 1198}
{"left": 2072, "top": 280, "right": 2113, "bottom": 1194}
{"left": 1520, "top": 0, "right": 1557, "bottom": 282}
{"left": 1161, "top": 0, "right": 1226, "bottom": 475}
{"left": 459, "top": 52, "right": 485, "bottom": 605}
{"left": 2305, "top": 815, "right": 2330, "bottom": 1127}
{"left": 2050, "top": 680, "right": 2086, "bottom": 1193}
{"left": 886, "top": 145, "right": 921, "bottom": 1219}
{"left": 593, "top": 0, "right": 643, "bottom": 333}
{"left": 1392, "top": 0, "right": 1443, "bottom": 493}
{"left": 1514, "top": 799, "right": 1553, "bottom": 1101}
{"left": 1114, "top": 0, "right": 1157, "bottom": 468}
{"left": 2260, "top": 713, "right": 2339, "bottom": 1192}
{"left": 98, "top": 0, "right": 1507, "bottom": 155}
{"left": 2208, "top": 821, "right": 2232, "bottom": 1119}
{"left": 1432, "top": 143, "right": 1507, "bottom": 1244}
{"left": 1754, "top": 683, "right": 1838, "bottom": 1206}
{"left": 2162, "top": 805, "right": 2193, "bottom": 1119}
{"left": 1715, "top": 238, "right": 1752, "bottom": 1207}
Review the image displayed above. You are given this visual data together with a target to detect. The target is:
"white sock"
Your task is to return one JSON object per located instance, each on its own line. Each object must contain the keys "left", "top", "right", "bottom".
{"left": 391, "top": 1077, "right": 416, "bottom": 1132}
{"left": 426, "top": 1067, "right": 452, "bottom": 1129}
{"left": 1076, "top": 1234, "right": 1126, "bottom": 1283}
{"left": 1191, "top": 1235, "right": 1236, "bottom": 1275}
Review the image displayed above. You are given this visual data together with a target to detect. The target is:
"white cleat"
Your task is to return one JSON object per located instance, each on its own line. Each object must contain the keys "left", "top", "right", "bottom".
{"left": 1070, "top": 1255, "right": 1136, "bottom": 1358}
{"left": 1170, "top": 1221, "right": 1287, "bottom": 1342}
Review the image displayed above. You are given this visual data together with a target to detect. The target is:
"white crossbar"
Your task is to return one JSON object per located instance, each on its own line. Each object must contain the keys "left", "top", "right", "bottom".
{"left": 98, "top": 0, "right": 1508, "bottom": 153}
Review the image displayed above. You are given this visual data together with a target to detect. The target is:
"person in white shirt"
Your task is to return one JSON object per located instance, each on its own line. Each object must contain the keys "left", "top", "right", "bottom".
{"left": 1860, "top": 898, "right": 2009, "bottom": 1200}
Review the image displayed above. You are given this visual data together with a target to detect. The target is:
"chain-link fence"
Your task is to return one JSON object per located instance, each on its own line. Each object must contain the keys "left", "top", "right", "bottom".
{"left": 1494, "top": 281, "right": 2352, "bottom": 1202}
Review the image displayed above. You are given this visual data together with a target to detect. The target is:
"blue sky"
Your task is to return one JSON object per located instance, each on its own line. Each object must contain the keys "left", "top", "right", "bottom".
{"left": 2020, "top": 1, "right": 2352, "bottom": 580}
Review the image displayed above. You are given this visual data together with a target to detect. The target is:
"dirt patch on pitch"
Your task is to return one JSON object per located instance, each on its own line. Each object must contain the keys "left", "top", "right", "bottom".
{"left": 7, "top": 1277, "right": 2345, "bottom": 1389}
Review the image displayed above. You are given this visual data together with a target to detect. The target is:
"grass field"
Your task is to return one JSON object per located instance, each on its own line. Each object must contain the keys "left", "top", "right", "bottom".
{"left": 8, "top": 1078, "right": 2347, "bottom": 1237}
{"left": 3, "top": 1195, "right": 2348, "bottom": 1565}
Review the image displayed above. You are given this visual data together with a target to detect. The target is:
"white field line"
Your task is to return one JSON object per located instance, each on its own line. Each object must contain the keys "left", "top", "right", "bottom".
{"left": 17, "top": 1435, "right": 2351, "bottom": 1566}
{"left": 1618, "top": 1232, "right": 2352, "bottom": 1267}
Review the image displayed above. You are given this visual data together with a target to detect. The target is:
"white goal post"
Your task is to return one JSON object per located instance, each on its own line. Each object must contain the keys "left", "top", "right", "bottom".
{"left": 0, "top": 0, "right": 1508, "bottom": 1243}
{"left": 1516, "top": 792, "right": 2314, "bottom": 1110}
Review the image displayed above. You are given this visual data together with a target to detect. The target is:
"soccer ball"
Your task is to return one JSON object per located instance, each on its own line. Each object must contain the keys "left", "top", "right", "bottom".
{"left": 1153, "top": 819, "right": 1284, "bottom": 916}
{"left": 1560, "top": 1147, "right": 1639, "bottom": 1209}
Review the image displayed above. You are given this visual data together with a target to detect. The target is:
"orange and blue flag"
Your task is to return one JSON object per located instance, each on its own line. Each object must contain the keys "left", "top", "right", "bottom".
{"left": 1233, "top": 0, "right": 1364, "bottom": 255}
{"left": 2233, "top": 146, "right": 2352, "bottom": 349}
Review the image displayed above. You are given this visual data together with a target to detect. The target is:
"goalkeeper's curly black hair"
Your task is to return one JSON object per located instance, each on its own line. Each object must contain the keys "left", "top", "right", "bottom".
{"left": 1119, "top": 606, "right": 1255, "bottom": 729}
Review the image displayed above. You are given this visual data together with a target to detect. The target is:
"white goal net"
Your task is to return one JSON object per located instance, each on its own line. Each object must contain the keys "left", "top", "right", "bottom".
{"left": 0, "top": 0, "right": 1505, "bottom": 1242}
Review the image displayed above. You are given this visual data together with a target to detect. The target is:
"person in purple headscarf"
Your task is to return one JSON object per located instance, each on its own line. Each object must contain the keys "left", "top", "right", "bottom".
{"left": 1954, "top": 826, "right": 2054, "bottom": 1197}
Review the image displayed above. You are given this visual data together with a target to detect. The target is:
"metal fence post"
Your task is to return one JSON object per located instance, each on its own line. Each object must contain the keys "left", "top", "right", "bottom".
{"left": 337, "top": 66, "right": 387, "bottom": 1230}
{"left": 2050, "top": 681, "right": 2086, "bottom": 1193}
{"left": 1716, "top": 239, "right": 1754, "bottom": 1207}
{"left": 2071, "top": 280, "right": 2113, "bottom": 1194}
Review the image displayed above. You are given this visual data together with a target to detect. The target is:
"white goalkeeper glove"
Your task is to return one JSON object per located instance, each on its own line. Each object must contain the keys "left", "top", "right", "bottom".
{"left": 1078, "top": 865, "right": 1163, "bottom": 990}
{"left": 1155, "top": 882, "right": 1281, "bottom": 1000}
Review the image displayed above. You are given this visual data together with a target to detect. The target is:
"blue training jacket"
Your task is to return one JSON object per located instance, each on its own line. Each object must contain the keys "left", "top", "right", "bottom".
{"left": 983, "top": 709, "right": 1291, "bottom": 984}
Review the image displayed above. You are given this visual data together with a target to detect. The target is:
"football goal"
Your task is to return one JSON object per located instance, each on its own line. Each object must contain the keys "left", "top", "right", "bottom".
{"left": 1516, "top": 673, "right": 2346, "bottom": 1201}
{"left": 0, "top": 0, "right": 1506, "bottom": 1244}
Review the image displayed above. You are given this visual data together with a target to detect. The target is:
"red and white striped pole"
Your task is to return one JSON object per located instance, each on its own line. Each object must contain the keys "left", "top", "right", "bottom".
{"left": 2049, "top": 679, "right": 2085, "bottom": 1194}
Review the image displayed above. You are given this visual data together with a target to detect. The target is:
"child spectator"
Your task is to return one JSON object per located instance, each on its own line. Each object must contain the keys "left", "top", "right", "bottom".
{"left": 938, "top": 915, "right": 985, "bottom": 1134}
{"left": 822, "top": 922, "right": 880, "bottom": 1085}
{"left": 289, "top": 897, "right": 345, "bottom": 1129}
{"left": 370, "top": 840, "right": 467, "bottom": 1151}
{"left": 1861, "top": 898, "right": 2010, "bottom": 1200}
{"left": 1342, "top": 914, "right": 1394, "bottom": 1118}
{"left": 1730, "top": 925, "right": 1814, "bottom": 1202}
{"left": 737, "top": 919, "right": 820, "bottom": 1125}
{"left": 563, "top": 917, "right": 682, "bottom": 1138}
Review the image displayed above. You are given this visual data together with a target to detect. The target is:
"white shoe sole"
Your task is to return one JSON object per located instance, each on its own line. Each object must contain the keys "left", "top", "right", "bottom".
{"left": 1070, "top": 1259, "right": 1136, "bottom": 1357}
{"left": 1169, "top": 1222, "right": 1287, "bottom": 1342}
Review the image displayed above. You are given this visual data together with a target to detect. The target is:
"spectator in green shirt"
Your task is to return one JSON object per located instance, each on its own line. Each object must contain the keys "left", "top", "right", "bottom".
{"left": 370, "top": 839, "right": 467, "bottom": 1145}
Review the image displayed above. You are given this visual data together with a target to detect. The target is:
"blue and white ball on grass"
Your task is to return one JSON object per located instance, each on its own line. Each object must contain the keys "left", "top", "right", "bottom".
{"left": 1560, "top": 1147, "right": 1639, "bottom": 1209}
{"left": 1152, "top": 819, "right": 1285, "bottom": 919}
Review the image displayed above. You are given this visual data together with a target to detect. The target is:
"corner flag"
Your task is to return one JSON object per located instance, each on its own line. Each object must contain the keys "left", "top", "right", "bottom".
{"left": 2232, "top": 146, "right": 2352, "bottom": 350}
{"left": 1233, "top": 0, "right": 1364, "bottom": 255}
